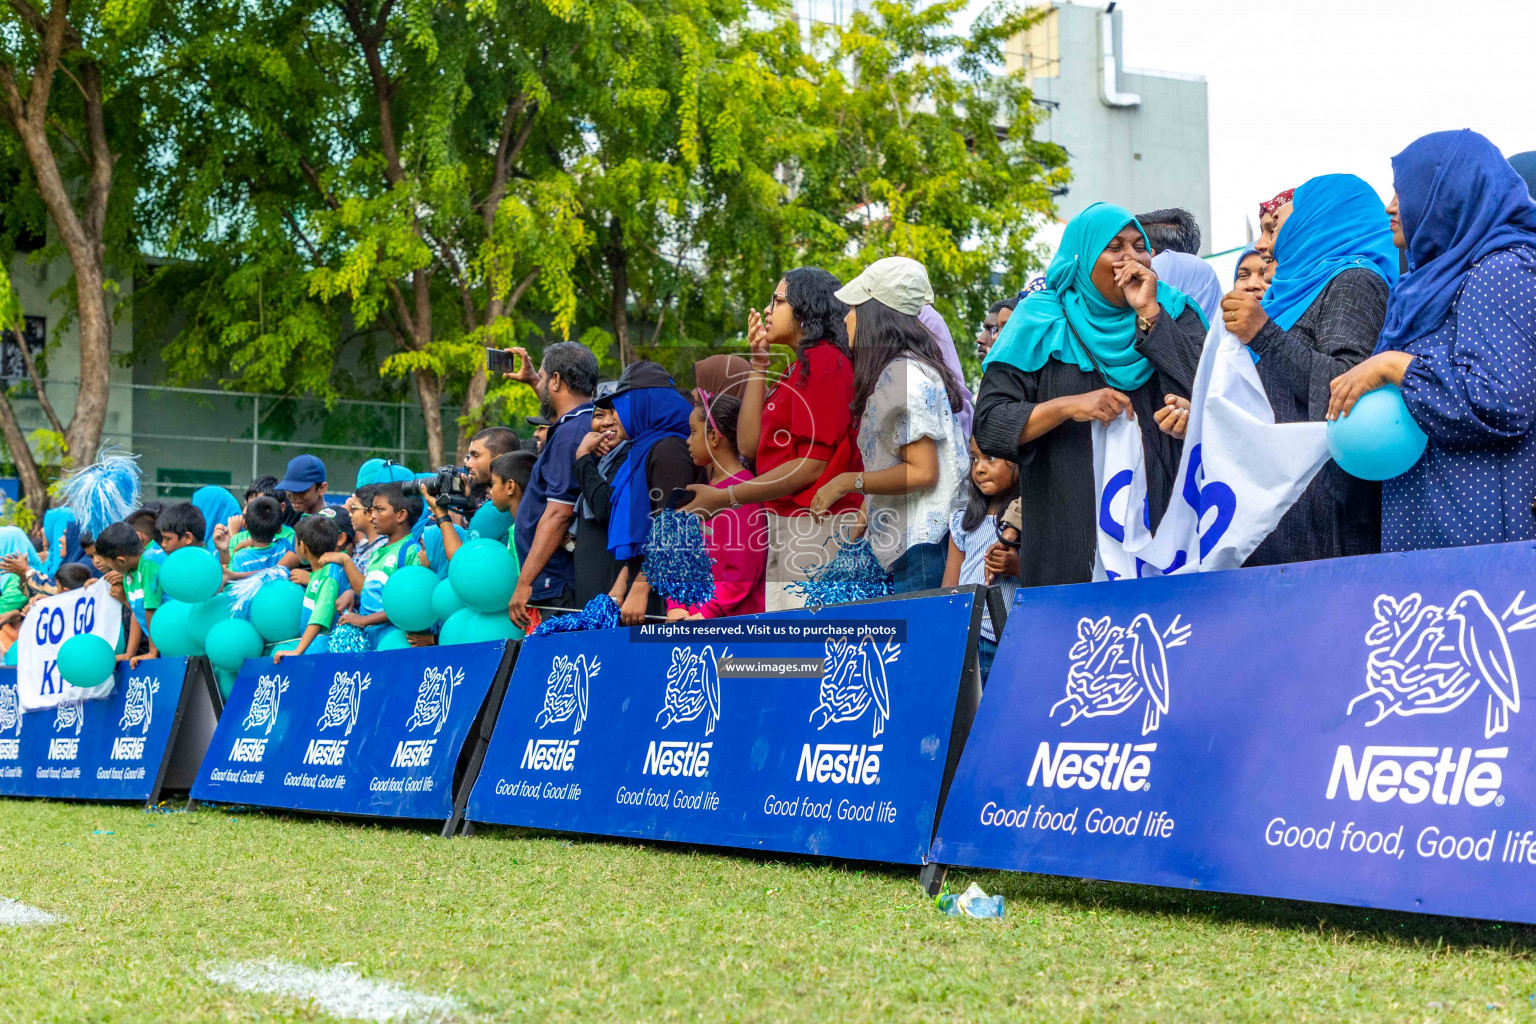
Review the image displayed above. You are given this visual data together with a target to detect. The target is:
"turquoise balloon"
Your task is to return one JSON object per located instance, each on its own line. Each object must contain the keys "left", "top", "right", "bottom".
{"left": 1327, "top": 384, "right": 1429, "bottom": 481}
{"left": 383, "top": 565, "right": 439, "bottom": 632}
{"left": 438, "top": 607, "right": 476, "bottom": 646}
{"left": 57, "top": 633, "right": 116, "bottom": 688}
{"left": 441, "top": 608, "right": 522, "bottom": 645}
{"left": 431, "top": 577, "right": 465, "bottom": 623}
{"left": 160, "top": 546, "right": 223, "bottom": 604}
{"left": 186, "top": 596, "right": 230, "bottom": 647}
{"left": 376, "top": 628, "right": 412, "bottom": 651}
{"left": 250, "top": 581, "right": 306, "bottom": 643}
{"left": 213, "top": 666, "right": 237, "bottom": 701}
{"left": 3, "top": 643, "right": 16, "bottom": 667}
{"left": 464, "top": 610, "right": 524, "bottom": 643}
{"left": 205, "top": 618, "right": 263, "bottom": 674}
{"left": 149, "top": 600, "right": 199, "bottom": 658}
{"left": 449, "top": 539, "right": 516, "bottom": 613}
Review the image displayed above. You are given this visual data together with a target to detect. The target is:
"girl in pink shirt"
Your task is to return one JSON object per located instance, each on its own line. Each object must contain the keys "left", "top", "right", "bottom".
{"left": 666, "top": 389, "right": 767, "bottom": 620}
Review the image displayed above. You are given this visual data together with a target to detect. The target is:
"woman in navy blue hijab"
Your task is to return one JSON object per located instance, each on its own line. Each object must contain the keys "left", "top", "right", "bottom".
{"left": 599, "top": 362, "right": 702, "bottom": 624}
{"left": 1328, "top": 129, "right": 1536, "bottom": 552}
{"left": 1218, "top": 173, "right": 1399, "bottom": 566}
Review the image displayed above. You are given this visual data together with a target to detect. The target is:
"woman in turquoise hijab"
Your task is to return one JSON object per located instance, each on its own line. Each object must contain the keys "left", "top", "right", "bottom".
{"left": 974, "top": 201, "right": 1206, "bottom": 587}
{"left": 1216, "top": 173, "right": 1398, "bottom": 566}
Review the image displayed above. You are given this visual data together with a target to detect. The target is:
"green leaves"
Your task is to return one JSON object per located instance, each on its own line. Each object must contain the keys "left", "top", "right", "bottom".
{"left": 131, "top": 0, "right": 1064, "bottom": 456}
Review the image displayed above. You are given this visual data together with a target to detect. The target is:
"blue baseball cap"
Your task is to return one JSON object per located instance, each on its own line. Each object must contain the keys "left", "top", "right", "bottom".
{"left": 277, "top": 454, "right": 327, "bottom": 492}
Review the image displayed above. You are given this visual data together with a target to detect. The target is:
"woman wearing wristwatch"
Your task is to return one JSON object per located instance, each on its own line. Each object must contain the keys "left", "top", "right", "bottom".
{"left": 682, "top": 267, "right": 863, "bottom": 611}
{"left": 973, "top": 202, "right": 1205, "bottom": 588}
{"left": 808, "top": 257, "right": 969, "bottom": 594}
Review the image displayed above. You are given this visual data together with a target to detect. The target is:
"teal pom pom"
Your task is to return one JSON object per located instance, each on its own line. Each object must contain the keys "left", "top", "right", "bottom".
{"left": 328, "top": 623, "right": 371, "bottom": 653}
{"left": 642, "top": 509, "right": 715, "bottom": 608}
{"left": 531, "top": 594, "right": 621, "bottom": 635}
{"left": 787, "top": 537, "right": 893, "bottom": 610}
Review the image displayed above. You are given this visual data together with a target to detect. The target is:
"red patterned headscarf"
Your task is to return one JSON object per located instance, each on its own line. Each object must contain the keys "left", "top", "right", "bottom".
{"left": 1259, "top": 188, "right": 1296, "bottom": 219}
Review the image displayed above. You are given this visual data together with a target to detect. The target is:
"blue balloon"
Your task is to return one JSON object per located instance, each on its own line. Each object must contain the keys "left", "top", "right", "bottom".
{"left": 1327, "top": 385, "right": 1428, "bottom": 481}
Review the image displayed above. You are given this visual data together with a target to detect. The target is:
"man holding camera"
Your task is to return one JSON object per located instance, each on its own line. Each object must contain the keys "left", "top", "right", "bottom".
{"left": 462, "top": 426, "right": 521, "bottom": 542}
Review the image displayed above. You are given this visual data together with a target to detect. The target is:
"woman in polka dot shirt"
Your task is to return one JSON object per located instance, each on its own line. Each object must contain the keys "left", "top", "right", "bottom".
{"left": 1329, "top": 130, "right": 1536, "bottom": 552}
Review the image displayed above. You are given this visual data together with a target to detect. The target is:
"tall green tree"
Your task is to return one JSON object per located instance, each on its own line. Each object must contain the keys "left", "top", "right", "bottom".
{"left": 144, "top": 0, "right": 591, "bottom": 465}
{"left": 145, "top": 0, "right": 1066, "bottom": 453}
{"left": 565, "top": 0, "right": 1067, "bottom": 374}
{"left": 796, "top": 0, "right": 1067, "bottom": 351}
{"left": 0, "top": 0, "right": 157, "bottom": 486}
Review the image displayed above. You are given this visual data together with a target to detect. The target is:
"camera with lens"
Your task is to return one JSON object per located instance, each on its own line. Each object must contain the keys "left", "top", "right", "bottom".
{"left": 404, "top": 466, "right": 475, "bottom": 513}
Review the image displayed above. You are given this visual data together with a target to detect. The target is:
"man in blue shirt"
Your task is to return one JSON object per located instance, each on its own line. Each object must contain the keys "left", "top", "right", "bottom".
{"left": 504, "top": 341, "right": 598, "bottom": 627}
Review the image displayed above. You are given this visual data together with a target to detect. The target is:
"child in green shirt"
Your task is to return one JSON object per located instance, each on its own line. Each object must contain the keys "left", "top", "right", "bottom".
{"left": 93, "top": 522, "right": 161, "bottom": 668}
{"left": 274, "top": 516, "right": 346, "bottom": 663}
{"left": 155, "top": 503, "right": 206, "bottom": 555}
{"left": 324, "top": 482, "right": 421, "bottom": 648}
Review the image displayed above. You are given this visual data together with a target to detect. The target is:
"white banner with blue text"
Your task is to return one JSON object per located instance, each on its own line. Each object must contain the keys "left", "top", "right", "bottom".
{"left": 1092, "top": 323, "right": 1333, "bottom": 580}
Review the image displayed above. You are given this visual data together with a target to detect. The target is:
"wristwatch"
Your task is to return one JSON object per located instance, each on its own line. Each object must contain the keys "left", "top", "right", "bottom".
{"left": 727, "top": 485, "right": 742, "bottom": 509}
{"left": 853, "top": 472, "right": 865, "bottom": 494}
{"left": 1136, "top": 310, "right": 1158, "bottom": 331}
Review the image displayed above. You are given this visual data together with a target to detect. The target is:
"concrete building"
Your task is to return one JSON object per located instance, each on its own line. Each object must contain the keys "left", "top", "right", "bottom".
{"left": 1007, "top": 2, "right": 1212, "bottom": 252}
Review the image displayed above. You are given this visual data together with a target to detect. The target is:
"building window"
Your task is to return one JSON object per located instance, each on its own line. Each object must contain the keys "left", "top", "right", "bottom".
{"left": 1006, "top": 8, "right": 1059, "bottom": 85}
{"left": 0, "top": 315, "right": 44, "bottom": 384}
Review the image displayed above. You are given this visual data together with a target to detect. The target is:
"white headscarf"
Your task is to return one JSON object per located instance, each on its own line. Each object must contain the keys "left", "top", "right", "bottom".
{"left": 1151, "top": 251, "right": 1224, "bottom": 326}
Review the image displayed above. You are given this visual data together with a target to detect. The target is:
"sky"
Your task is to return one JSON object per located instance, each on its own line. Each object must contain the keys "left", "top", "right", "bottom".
{"left": 964, "top": 0, "right": 1536, "bottom": 255}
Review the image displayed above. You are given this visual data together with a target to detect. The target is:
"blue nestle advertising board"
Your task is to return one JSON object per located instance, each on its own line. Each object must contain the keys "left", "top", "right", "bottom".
{"left": 930, "top": 541, "right": 1536, "bottom": 923}
{"left": 0, "top": 658, "right": 194, "bottom": 802}
{"left": 465, "top": 592, "right": 978, "bottom": 864}
{"left": 191, "top": 642, "right": 507, "bottom": 820}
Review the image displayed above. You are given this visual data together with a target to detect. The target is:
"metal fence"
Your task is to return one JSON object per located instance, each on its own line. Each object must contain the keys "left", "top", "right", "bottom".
{"left": 9, "top": 377, "right": 460, "bottom": 498}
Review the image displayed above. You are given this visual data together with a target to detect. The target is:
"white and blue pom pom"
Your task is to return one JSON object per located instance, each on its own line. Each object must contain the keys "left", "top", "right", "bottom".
{"left": 642, "top": 509, "right": 716, "bottom": 608}
{"left": 787, "top": 537, "right": 893, "bottom": 610}
{"left": 226, "top": 567, "right": 291, "bottom": 620}
{"left": 58, "top": 444, "right": 141, "bottom": 536}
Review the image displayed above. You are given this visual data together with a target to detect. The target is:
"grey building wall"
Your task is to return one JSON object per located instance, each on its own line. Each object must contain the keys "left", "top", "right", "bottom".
{"left": 1010, "top": 2, "right": 1212, "bottom": 253}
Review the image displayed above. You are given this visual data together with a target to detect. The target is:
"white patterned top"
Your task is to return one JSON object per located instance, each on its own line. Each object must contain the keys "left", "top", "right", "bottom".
{"left": 858, "top": 357, "right": 968, "bottom": 569}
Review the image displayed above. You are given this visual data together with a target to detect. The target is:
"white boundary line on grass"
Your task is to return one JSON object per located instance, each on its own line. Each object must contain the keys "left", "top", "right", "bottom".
{"left": 203, "top": 958, "right": 463, "bottom": 1022}
{"left": 0, "top": 897, "right": 60, "bottom": 927}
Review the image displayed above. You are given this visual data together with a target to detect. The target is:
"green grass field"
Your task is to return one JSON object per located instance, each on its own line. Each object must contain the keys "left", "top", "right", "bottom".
{"left": 1, "top": 800, "right": 1534, "bottom": 1022}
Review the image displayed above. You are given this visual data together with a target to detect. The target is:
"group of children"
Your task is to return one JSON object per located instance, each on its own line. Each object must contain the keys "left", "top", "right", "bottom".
{"left": 0, "top": 413, "right": 1021, "bottom": 679}
{"left": 0, "top": 447, "right": 541, "bottom": 668}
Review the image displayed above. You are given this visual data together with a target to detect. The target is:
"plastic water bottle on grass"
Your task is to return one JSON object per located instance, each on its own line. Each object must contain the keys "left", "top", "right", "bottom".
{"left": 936, "top": 882, "right": 1004, "bottom": 919}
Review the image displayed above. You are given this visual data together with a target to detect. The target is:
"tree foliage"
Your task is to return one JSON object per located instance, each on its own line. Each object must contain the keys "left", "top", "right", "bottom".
{"left": 134, "top": 0, "right": 1068, "bottom": 463}
{"left": 0, "top": 0, "right": 164, "bottom": 507}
